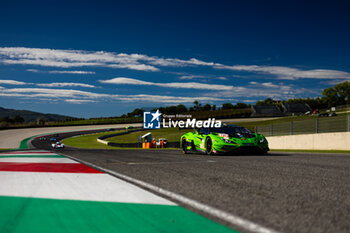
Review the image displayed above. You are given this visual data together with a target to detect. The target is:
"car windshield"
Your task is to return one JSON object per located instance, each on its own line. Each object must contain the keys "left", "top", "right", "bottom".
{"left": 209, "top": 126, "right": 251, "bottom": 135}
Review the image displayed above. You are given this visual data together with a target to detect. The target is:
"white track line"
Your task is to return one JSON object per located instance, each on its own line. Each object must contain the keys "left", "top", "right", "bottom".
{"left": 63, "top": 153, "right": 281, "bottom": 233}
{"left": 0, "top": 157, "right": 78, "bottom": 163}
{"left": 0, "top": 153, "right": 57, "bottom": 156}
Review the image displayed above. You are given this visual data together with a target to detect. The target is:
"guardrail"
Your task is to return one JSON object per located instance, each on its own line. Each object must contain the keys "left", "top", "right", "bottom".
{"left": 256, "top": 114, "right": 350, "bottom": 136}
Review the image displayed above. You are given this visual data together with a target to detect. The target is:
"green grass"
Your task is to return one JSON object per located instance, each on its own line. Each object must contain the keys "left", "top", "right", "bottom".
{"left": 271, "top": 149, "right": 350, "bottom": 154}
{"left": 62, "top": 131, "right": 127, "bottom": 149}
{"left": 62, "top": 130, "right": 180, "bottom": 150}
{"left": 106, "top": 128, "right": 192, "bottom": 144}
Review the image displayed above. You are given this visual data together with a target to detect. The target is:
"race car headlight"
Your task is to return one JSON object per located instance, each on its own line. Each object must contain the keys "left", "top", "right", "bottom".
{"left": 259, "top": 138, "right": 265, "bottom": 143}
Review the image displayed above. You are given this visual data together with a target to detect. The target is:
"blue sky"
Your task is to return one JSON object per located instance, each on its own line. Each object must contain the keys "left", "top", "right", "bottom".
{"left": 1, "top": 0, "right": 350, "bottom": 118}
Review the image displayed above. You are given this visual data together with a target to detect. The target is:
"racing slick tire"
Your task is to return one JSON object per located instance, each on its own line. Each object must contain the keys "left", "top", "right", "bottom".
{"left": 206, "top": 137, "right": 213, "bottom": 155}
{"left": 182, "top": 138, "right": 189, "bottom": 154}
{"left": 191, "top": 140, "right": 196, "bottom": 151}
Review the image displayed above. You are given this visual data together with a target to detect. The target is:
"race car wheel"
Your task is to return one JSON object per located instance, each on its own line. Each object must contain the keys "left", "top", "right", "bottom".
{"left": 191, "top": 140, "right": 196, "bottom": 151}
{"left": 182, "top": 138, "right": 188, "bottom": 154}
{"left": 206, "top": 137, "right": 213, "bottom": 155}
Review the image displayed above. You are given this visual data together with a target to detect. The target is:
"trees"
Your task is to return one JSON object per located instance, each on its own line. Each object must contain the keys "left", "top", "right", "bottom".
{"left": 233, "top": 103, "right": 248, "bottom": 109}
{"left": 176, "top": 104, "right": 187, "bottom": 113}
{"left": 222, "top": 103, "right": 248, "bottom": 110}
{"left": 0, "top": 115, "right": 25, "bottom": 124}
{"left": 222, "top": 103, "right": 234, "bottom": 110}
{"left": 333, "top": 81, "right": 350, "bottom": 105}
{"left": 130, "top": 108, "right": 143, "bottom": 117}
{"left": 193, "top": 101, "right": 201, "bottom": 111}
{"left": 256, "top": 98, "right": 275, "bottom": 106}
{"left": 322, "top": 87, "right": 340, "bottom": 107}
{"left": 13, "top": 115, "right": 25, "bottom": 123}
{"left": 322, "top": 81, "right": 350, "bottom": 107}
{"left": 202, "top": 104, "right": 212, "bottom": 111}
{"left": 36, "top": 116, "right": 47, "bottom": 126}
{"left": 0, "top": 116, "right": 13, "bottom": 124}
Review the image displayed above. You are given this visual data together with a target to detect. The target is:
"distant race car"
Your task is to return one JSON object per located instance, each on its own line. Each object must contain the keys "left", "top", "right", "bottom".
{"left": 180, "top": 125, "right": 269, "bottom": 155}
{"left": 52, "top": 142, "right": 65, "bottom": 148}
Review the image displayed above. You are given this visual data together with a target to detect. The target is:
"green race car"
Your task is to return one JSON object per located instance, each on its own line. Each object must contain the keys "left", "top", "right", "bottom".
{"left": 180, "top": 125, "right": 269, "bottom": 155}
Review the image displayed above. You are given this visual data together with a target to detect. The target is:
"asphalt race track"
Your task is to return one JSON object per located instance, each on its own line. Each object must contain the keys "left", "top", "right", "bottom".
{"left": 31, "top": 131, "right": 350, "bottom": 233}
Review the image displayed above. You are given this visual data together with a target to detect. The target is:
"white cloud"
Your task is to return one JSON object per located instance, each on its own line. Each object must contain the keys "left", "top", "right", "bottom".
{"left": 215, "top": 65, "right": 350, "bottom": 80}
{"left": 1, "top": 47, "right": 350, "bottom": 80}
{"left": 0, "top": 87, "right": 102, "bottom": 98}
{"left": 0, "top": 47, "right": 158, "bottom": 71}
{"left": 242, "top": 100, "right": 256, "bottom": 103}
{"left": 0, "top": 79, "right": 27, "bottom": 85}
{"left": 27, "top": 69, "right": 95, "bottom": 74}
{"left": 179, "top": 75, "right": 227, "bottom": 81}
{"left": 261, "top": 82, "right": 280, "bottom": 88}
{"left": 26, "top": 69, "right": 40, "bottom": 73}
{"left": 178, "top": 75, "right": 205, "bottom": 80}
{"left": 0, "top": 81, "right": 318, "bottom": 105}
{"left": 36, "top": 82, "right": 95, "bottom": 88}
{"left": 99, "top": 77, "right": 234, "bottom": 90}
{"left": 207, "top": 82, "right": 317, "bottom": 100}
{"left": 0, "top": 86, "right": 223, "bottom": 104}
{"left": 321, "top": 79, "right": 346, "bottom": 86}
{"left": 65, "top": 99, "right": 97, "bottom": 104}
{"left": 248, "top": 81, "right": 292, "bottom": 90}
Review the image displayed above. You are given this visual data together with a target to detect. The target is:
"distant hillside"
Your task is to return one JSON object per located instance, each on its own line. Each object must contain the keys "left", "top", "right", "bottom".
{"left": 0, "top": 107, "right": 76, "bottom": 122}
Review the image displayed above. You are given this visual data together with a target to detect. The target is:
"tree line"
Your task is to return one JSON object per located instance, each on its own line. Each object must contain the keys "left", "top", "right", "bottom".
{"left": 256, "top": 81, "right": 350, "bottom": 109}
{"left": 0, "top": 115, "right": 25, "bottom": 124}
{"left": 2, "top": 81, "right": 349, "bottom": 122}
{"left": 124, "top": 81, "right": 350, "bottom": 117}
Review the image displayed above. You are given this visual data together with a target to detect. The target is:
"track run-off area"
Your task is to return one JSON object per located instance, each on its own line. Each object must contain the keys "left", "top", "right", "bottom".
{"left": 0, "top": 150, "right": 237, "bottom": 233}
{"left": 0, "top": 128, "right": 349, "bottom": 233}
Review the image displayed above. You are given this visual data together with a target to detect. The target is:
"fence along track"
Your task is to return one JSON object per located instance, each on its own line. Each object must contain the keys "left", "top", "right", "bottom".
{"left": 256, "top": 114, "right": 350, "bottom": 136}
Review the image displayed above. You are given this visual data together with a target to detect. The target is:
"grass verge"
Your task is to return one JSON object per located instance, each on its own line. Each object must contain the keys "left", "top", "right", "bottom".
{"left": 62, "top": 131, "right": 179, "bottom": 150}
{"left": 62, "top": 131, "right": 126, "bottom": 149}
{"left": 106, "top": 128, "right": 191, "bottom": 144}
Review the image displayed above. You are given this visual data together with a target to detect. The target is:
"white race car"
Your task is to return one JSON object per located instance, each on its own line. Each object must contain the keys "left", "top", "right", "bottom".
{"left": 52, "top": 142, "right": 65, "bottom": 148}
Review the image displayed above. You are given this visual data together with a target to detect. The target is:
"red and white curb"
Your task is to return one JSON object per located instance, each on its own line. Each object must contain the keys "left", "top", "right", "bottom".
{"left": 0, "top": 150, "right": 174, "bottom": 205}
{"left": 0, "top": 150, "right": 277, "bottom": 233}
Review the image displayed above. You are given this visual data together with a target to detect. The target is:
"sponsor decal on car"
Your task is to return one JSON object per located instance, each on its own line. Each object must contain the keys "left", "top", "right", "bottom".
{"left": 218, "top": 133, "right": 229, "bottom": 139}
